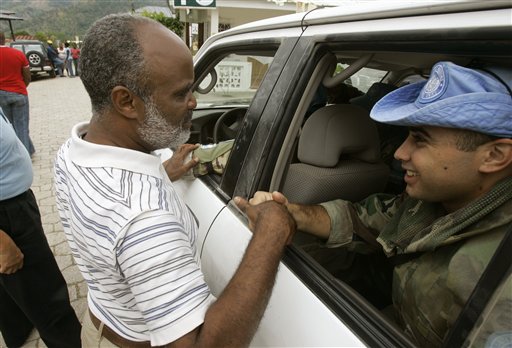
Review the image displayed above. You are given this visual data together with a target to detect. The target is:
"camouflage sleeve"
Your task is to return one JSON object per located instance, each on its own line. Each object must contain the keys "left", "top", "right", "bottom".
{"left": 448, "top": 230, "right": 511, "bottom": 347}
{"left": 320, "top": 199, "right": 354, "bottom": 247}
{"left": 354, "top": 193, "right": 403, "bottom": 231}
{"left": 469, "top": 274, "right": 512, "bottom": 347}
{"left": 320, "top": 193, "right": 403, "bottom": 248}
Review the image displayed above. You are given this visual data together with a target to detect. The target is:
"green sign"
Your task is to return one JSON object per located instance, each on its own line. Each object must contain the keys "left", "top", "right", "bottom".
{"left": 174, "top": 0, "right": 216, "bottom": 8}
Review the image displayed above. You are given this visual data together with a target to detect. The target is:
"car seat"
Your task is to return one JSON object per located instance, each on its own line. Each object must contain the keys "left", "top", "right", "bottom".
{"left": 281, "top": 104, "right": 389, "bottom": 204}
{"left": 350, "top": 82, "right": 407, "bottom": 193}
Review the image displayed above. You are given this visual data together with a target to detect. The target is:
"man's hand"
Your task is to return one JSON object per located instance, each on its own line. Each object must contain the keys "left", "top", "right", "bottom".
{"left": 247, "top": 192, "right": 332, "bottom": 239}
{"left": 249, "top": 191, "right": 289, "bottom": 206}
{"left": 0, "top": 229, "right": 24, "bottom": 274}
{"left": 235, "top": 196, "right": 296, "bottom": 245}
{"left": 164, "top": 144, "right": 200, "bottom": 181}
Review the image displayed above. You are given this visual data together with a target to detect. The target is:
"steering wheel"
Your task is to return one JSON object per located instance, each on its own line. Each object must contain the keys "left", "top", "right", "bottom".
{"left": 213, "top": 107, "right": 248, "bottom": 143}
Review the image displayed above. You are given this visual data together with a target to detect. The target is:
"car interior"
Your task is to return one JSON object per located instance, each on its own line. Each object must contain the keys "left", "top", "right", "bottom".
{"left": 189, "top": 44, "right": 511, "bottom": 342}
{"left": 272, "top": 49, "right": 512, "bottom": 314}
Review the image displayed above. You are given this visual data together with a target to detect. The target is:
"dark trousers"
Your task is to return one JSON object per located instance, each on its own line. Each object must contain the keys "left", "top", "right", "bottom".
{"left": 0, "top": 190, "right": 81, "bottom": 348}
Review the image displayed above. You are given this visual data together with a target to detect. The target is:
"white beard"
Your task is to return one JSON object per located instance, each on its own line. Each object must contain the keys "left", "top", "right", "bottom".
{"left": 137, "top": 97, "right": 190, "bottom": 150}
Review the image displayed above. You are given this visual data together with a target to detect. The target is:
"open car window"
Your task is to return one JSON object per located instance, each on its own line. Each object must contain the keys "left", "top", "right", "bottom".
{"left": 195, "top": 53, "right": 273, "bottom": 109}
{"left": 189, "top": 48, "right": 280, "bottom": 194}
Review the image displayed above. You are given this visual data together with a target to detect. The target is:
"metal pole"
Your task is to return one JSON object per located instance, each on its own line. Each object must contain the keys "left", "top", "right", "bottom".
{"left": 9, "top": 19, "right": 15, "bottom": 41}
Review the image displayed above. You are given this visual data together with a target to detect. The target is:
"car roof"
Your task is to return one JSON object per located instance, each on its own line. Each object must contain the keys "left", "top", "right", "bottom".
{"left": 204, "top": 0, "right": 511, "bottom": 45}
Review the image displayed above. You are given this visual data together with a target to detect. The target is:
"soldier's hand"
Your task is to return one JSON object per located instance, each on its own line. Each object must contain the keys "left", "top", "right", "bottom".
{"left": 235, "top": 196, "right": 296, "bottom": 245}
{"left": 249, "top": 191, "right": 289, "bottom": 206}
{"left": 164, "top": 144, "right": 200, "bottom": 181}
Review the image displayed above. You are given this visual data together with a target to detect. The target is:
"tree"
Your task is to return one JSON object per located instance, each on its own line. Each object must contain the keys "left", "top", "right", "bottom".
{"left": 140, "top": 10, "right": 184, "bottom": 37}
{"left": 34, "top": 32, "right": 48, "bottom": 42}
{"left": 14, "top": 30, "right": 30, "bottom": 36}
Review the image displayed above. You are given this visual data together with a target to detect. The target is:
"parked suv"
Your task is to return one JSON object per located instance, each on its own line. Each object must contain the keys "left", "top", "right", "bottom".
{"left": 167, "top": 1, "right": 511, "bottom": 347}
{"left": 9, "top": 40, "right": 56, "bottom": 78}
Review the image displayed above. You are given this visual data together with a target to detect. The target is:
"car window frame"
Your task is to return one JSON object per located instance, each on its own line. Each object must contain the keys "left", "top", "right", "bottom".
{"left": 192, "top": 36, "right": 302, "bottom": 200}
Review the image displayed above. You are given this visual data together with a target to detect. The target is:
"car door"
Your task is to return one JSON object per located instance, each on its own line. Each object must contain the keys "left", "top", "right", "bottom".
{"left": 172, "top": 24, "right": 373, "bottom": 345}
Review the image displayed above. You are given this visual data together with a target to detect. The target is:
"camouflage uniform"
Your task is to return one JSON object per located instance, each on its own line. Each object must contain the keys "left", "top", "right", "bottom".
{"left": 320, "top": 176, "right": 512, "bottom": 347}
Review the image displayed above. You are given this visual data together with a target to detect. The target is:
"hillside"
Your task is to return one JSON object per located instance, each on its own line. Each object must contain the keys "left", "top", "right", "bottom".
{"left": 1, "top": 0, "right": 165, "bottom": 40}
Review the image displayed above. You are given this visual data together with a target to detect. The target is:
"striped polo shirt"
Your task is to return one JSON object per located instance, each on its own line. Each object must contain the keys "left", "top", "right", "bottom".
{"left": 54, "top": 122, "right": 215, "bottom": 345}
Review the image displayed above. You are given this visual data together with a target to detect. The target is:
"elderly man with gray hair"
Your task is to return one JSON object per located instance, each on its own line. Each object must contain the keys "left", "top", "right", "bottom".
{"left": 54, "top": 13, "right": 296, "bottom": 348}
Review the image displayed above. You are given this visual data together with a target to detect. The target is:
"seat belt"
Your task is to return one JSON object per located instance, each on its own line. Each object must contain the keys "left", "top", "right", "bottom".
{"left": 442, "top": 223, "right": 512, "bottom": 347}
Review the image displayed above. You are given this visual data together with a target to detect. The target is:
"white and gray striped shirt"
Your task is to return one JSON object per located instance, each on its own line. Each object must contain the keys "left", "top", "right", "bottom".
{"left": 54, "top": 122, "right": 215, "bottom": 345}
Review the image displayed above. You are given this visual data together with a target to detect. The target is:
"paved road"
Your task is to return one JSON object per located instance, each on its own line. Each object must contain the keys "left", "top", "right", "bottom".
{"left": 0, "top": 75, "right": 91, "bottom": 348}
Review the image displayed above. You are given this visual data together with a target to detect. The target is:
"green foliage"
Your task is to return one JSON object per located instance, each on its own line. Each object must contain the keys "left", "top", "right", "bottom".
{"left": 14, "top": 30, "right": 30, "bottom": 36}
{"left": 34, "top": 32, "right": 48, "bottom": 42}
{"left": 0, "top": 0, "right": 165, "bottom": 40}
{"left": 140, "top": 10, "right": 184, "bottom": 37}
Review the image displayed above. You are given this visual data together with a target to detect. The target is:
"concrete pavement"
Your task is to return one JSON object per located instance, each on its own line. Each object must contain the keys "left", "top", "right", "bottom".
{"left": 0, "top": 75, "right": 91, "bottom": 348}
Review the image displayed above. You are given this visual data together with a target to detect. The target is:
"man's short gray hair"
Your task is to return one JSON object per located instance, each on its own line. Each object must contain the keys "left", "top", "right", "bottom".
{"left": 80, "top": 14, "right": 155, "bottom": 116}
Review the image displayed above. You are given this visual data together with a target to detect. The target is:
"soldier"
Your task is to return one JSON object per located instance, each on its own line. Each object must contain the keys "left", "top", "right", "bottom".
{"left": 250, "top": 61, "right": 512, "bottom": 347}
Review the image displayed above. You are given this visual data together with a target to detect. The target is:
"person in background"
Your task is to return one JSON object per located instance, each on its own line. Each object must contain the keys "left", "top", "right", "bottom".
{"left": 0, "top": 108, "right": 81, "bottom": 348}
{"left": 70, "top": 43, "right": 80, "bottom": 75}
{"left": 250, "top": 62, "right": 512, "bottom": 347}
{"left": 57, "top": 42, "right": 68, "bottom": 77}
{"left": 54, "top": 14, "right": 296, "bottom": 347}
{"left": 64, "top": 42, "right": 75, "bottom": 78}
{"left": 47, "top": 40, "right": 64, "bottom": 77}
{"left": 0, "top": 32, "right": 35, "bottom": 156}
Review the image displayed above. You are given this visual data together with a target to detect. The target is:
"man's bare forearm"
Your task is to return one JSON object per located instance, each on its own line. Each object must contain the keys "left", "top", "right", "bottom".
{"left": 287, "top": 203, "right": 331, "bottom": 239}
{"left": 199, "top": 216, "right": 292, "bottom": 346}
{"left": 167, "top": 200, "right": 295, "bottom": 348}
{"left": 22, "top": 67, "right": 31, "bottom": 87}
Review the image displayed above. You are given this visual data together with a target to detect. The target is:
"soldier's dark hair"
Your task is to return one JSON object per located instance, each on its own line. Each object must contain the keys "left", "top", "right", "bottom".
{"left": 80, "top": 14, "right": 155, "bottom": 116}
{"left": 454, "top": 129, "right": 500, "bottom": 151}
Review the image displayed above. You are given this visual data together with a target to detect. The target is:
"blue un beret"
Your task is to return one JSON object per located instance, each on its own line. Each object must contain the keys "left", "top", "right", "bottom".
{"left": 370, "top": 61, "right": 512, "bottom": 138}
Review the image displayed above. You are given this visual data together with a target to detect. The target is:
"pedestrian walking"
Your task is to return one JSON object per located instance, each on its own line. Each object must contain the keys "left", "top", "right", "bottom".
{"left": 64, "top": 42, "right": 75, "bottom": 77}
{"left": 71, "top": 43, "right": 80, "bottom": 75}
{"left": 0, "top": 31, "right": 35, "bottom": 155}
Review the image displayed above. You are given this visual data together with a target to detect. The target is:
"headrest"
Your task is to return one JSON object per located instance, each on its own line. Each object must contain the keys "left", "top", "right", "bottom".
{"left": 298, "top": 104, "right": 381, "bottom": 167}
{"left": 350, "top": 82, "right": 397, "bottom": 111}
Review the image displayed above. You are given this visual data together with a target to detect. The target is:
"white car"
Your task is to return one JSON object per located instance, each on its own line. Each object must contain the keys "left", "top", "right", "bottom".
{"left": 172, "top": 1, "right": 512, "bottom": 346}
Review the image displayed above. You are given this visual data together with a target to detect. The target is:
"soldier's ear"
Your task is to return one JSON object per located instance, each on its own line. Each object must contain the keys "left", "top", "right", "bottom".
{"left": 479, "top": 139, "right": 512, "bottom": 173}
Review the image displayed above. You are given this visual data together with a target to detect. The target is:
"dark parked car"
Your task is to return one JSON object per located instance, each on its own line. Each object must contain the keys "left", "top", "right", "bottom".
{"left": 9, "top": 40, "right": 56, "bottom": 78}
